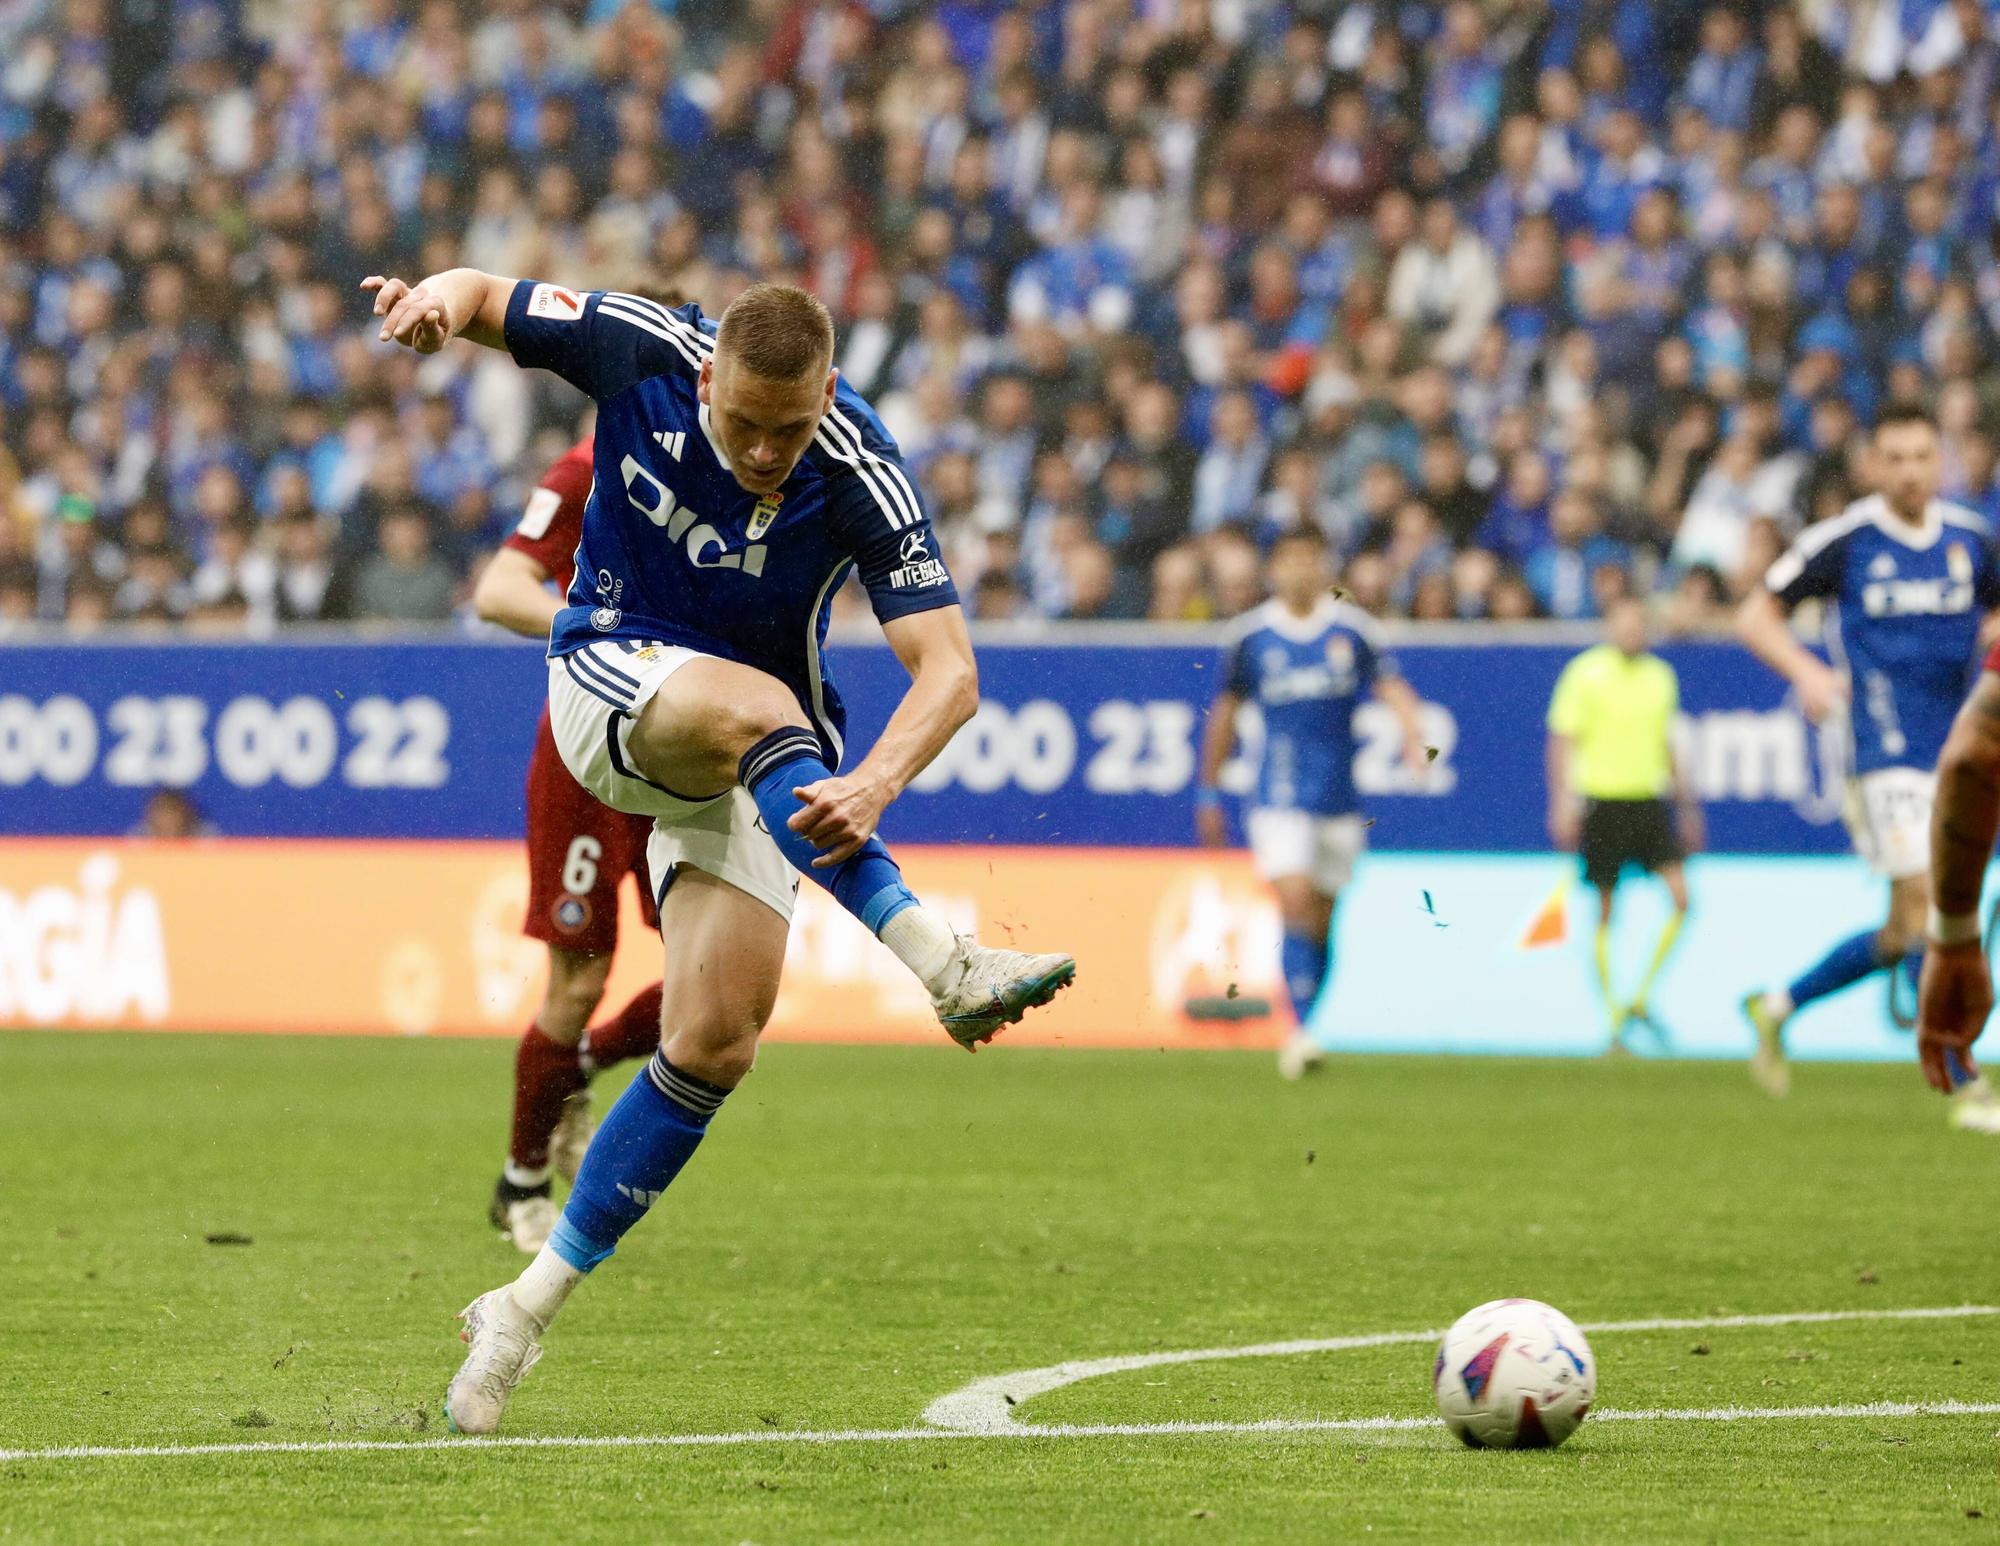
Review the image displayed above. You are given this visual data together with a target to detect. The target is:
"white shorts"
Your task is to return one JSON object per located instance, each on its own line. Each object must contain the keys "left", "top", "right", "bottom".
{"left": 1245, "top": 807, "right": 1366, "bottom": 893}
{"left": 1842, "top": 767, "right": 1934, "bottom": 881}
{"left": 548, "top": 640, "right": 801, "bottom": 923}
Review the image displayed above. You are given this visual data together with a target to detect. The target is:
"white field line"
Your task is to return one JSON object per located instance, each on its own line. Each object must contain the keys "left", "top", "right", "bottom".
{"left": 3, "top": 1305, "right": 1994, "bottom": 1464}
{"left": 921, "top": 1302, "right": 2000, "bottom": 1433}
{"left": 5, "top": 1401, "right": 2000, "bottom": 1464}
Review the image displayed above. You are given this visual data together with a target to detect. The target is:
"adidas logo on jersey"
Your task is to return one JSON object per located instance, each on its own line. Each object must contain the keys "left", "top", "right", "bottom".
{"left": 652, "top": 431, "right": 685, "bottom": 460}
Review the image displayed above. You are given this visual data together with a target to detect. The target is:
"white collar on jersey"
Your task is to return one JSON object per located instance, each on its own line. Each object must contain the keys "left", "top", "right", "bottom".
{"left": 1863, "top": 492, "right": 1947, "bottom": 550}
{"left": 697, "top": 401, "right": 733, "bottom": 471}
{"left": 1256, "top": 595, "right": 1342, "bottom": 644}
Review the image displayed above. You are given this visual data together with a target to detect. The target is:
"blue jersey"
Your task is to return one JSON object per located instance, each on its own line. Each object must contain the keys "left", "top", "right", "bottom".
{"left": 1765, "top": 494, "right": 2000, "bottom": 775}
{"left": 1221, "top": 598, "right": 1394, "bottom": 816}
{"left": 502, "top": 281, "right": 959, "bottom": 761}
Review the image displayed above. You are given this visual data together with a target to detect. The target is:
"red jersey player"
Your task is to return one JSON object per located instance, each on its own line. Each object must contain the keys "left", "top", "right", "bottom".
{"left": 471, "top": 438, "right": 667, "bottom": 1250}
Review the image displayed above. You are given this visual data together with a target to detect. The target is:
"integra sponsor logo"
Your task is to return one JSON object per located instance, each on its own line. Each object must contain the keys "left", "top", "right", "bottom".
{"left": 888, "top": 531, "right": 948, "bottom": 590}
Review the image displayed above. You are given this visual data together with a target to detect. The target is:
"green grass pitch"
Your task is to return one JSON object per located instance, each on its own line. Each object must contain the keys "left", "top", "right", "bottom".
{"left": 2, "top": 1030, "right": 1995, "bottom": 1543}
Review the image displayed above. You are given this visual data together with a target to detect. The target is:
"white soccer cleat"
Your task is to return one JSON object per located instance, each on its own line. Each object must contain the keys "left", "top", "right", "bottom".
{"left": 1741, "top": 992, "right": 1790, "bottom": 1099}
{"left": 550, "top": 1090, "right": 595, "bottom": 1185}
{"left": 1948, "top": 1076, "right": 2000, "bottom": 1135}
{"left": 931, "top": 936, "right": 1076, "bottom": 1049}
{"left": 495, "top": 1193, "right": 557, "bottom": 1254}
{"left": 445, "top": 1289, "right": 544, "bottom": 1435}
{"left": 1277, "top": 1032, "right": 1326, "bottom": 1082}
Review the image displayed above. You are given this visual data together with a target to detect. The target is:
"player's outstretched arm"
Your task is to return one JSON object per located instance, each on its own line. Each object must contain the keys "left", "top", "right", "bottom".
{"left": 785, "top": 606, "right": 978, "bottom": 867}
{"left": 1918, "top": 670, "right": 2000, "bottom": 1090}
{"left": 361, "top": 268, "right": 516, "bottom": 353}
{"left": 1194, "top": 689, "right": 1241, "bottom": 848}
{"left": 1375, "top": 675, "right": 1429, "bottom": 774}
{"left": 472, "top": 548, "right": 561, "bottom": 640}
{"left": 1735, "top": 587, "right": 1847, "bottom": 723}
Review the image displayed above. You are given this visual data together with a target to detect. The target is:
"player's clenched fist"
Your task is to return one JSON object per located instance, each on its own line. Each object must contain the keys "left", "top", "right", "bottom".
{"left": 789, "top": 772, "right": 891, "bottom": 867}
{"left": 1917, "top": 941, "right": 1990, "bottom": 1093}
{"left": 361, "top": 274, "right": 452, "bottom": 353}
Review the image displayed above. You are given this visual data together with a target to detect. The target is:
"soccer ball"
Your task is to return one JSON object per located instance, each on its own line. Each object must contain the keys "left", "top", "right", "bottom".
{"left": 1432, "top": 1298, "right": 1596, "bottom": 1449}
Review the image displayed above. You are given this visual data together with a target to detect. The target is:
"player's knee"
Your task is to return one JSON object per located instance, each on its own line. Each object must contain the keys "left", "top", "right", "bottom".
{"left": 713, "top": 692, "right": 809, "bottom": 761}
{"left": 662, "top": 1017, "right": 761, "bottom": 1088}
{"left": 1875, "top": 921, "right": 1922, "bottom": 960}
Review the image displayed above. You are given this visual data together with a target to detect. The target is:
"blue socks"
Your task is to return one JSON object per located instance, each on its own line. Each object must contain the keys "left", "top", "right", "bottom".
{"left": 548, "top": 1048, "right": 729, "bottom": 1274}
{"left": 1785, "top": 928, "right": 1890, "bottom": 1012}
{"left": 739, "top": 727, "right": 918, "bottom": 932}
{"left": 1281, "top": 931, "right": 1328, "bottom": 1018}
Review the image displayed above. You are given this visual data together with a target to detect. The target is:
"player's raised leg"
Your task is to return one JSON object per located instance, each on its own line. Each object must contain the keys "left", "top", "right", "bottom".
{"left": 447, "top": 867, "right": 781, "bottom": 1434}
{"left": 625, "top": 653, "right": 1074, "bottom": 1047}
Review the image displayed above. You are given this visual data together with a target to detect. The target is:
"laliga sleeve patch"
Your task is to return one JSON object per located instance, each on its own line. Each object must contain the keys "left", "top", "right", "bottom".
{"left": 515, "top": 486, "right": 563, "bottom": 538}
{"left": 527, "top": 283, "right": 585, "bottom": 322}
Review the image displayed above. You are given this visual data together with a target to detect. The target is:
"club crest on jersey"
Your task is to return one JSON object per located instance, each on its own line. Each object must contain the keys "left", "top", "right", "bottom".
{"left": 552, "top": 896, "right": 592, "bottom": 933}
{"left": 747, "top": 491, "right": 783, "bottom": 540}
{"left": 591, "top": 606, "right": 622, "bottom": 631}
{"left": 1325, "top": 636, "right": 1354, "bottom": 673}
{"left": 1948, "top": 542, "right": 1973, "bottom": 583}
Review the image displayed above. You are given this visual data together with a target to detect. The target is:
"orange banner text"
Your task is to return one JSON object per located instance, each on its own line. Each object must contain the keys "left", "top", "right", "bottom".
{"left": 0, "top": 840, "right": 1289, "bottom": 1049}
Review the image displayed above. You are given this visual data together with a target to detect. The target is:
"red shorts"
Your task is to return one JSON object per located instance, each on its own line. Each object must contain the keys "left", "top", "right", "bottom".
{"left": 522, "top": 709, "right": 660, "bottom": 955}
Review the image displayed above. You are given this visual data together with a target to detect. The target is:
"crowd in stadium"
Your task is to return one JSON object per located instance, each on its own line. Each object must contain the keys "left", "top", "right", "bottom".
{"left": 3, "top": 0, "right": 2000, "bottom": 635}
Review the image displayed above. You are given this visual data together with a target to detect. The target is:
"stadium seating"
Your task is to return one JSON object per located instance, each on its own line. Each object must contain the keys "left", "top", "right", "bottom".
{"left": 2, "top": 0, "right": 1998, "bottom": 632}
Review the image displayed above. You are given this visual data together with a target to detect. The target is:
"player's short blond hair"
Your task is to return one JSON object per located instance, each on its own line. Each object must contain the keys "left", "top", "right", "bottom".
{"left": 716, "top": 283, "right": 835, "bottom": 383}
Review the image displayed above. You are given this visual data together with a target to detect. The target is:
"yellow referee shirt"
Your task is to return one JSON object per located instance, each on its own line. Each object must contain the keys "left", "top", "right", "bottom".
{"left": 1545, "top": 645, "right": 1679, "bottom": 801}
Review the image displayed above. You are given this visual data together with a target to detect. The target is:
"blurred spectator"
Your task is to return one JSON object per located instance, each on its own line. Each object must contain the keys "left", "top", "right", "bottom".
{"left": 1526, "top": 491, "right": 1630, "bottom": 622}
{"left": 354, "top": 507, "right": 454, "bottom": 624}
{"left": 275, "top": 515, "right": 347, "bottom": 624}
{"left": 133, "top": 789, "right": 215, "bottom": 840}
{"left": 1387, "top": 200, "right": 1500, "bottom": 368}
{"left": 1191, "top": 392, "right": 1268, "bottom": 535}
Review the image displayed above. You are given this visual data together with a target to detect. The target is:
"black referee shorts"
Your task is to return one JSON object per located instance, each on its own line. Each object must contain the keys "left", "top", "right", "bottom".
{"left": 1578, "top": 798, "right": 1682, "bottom": 892}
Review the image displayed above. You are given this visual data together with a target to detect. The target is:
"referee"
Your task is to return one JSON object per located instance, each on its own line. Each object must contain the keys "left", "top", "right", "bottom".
{"left": 1545, "top": 597, "right": 1705, "bottom": 1049}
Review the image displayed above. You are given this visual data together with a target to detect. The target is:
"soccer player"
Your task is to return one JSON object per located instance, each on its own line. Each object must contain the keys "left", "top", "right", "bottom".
{"left": 1195, "top": 526, "right": 1427, "bottom": 1080}
{"left": 471, "top": 437, "right": 669, "bottom": 1253}
{"left": 1915, "top": 646, "right": 2000, "bottom": 1125}
{"left": 363, "top": 268, "right": 1074, "bottom": 1433}
{"left": 1737, "top": 403, "right": 2000, "bottom": 1127}
{"left": 1545, "top": 597, "right": 1703, "bottom": 1051}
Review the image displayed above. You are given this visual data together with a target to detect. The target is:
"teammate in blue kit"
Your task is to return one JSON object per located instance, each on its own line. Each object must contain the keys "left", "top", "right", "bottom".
{"left": 362, "top": 267, "right": 1075, "bottom": 1431}
{"left": 1196, "top": 527, "right": 1428, "bottom": 1080}
{"left": 1737, "top": 404, "right": 2000, "bottom": 1131}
